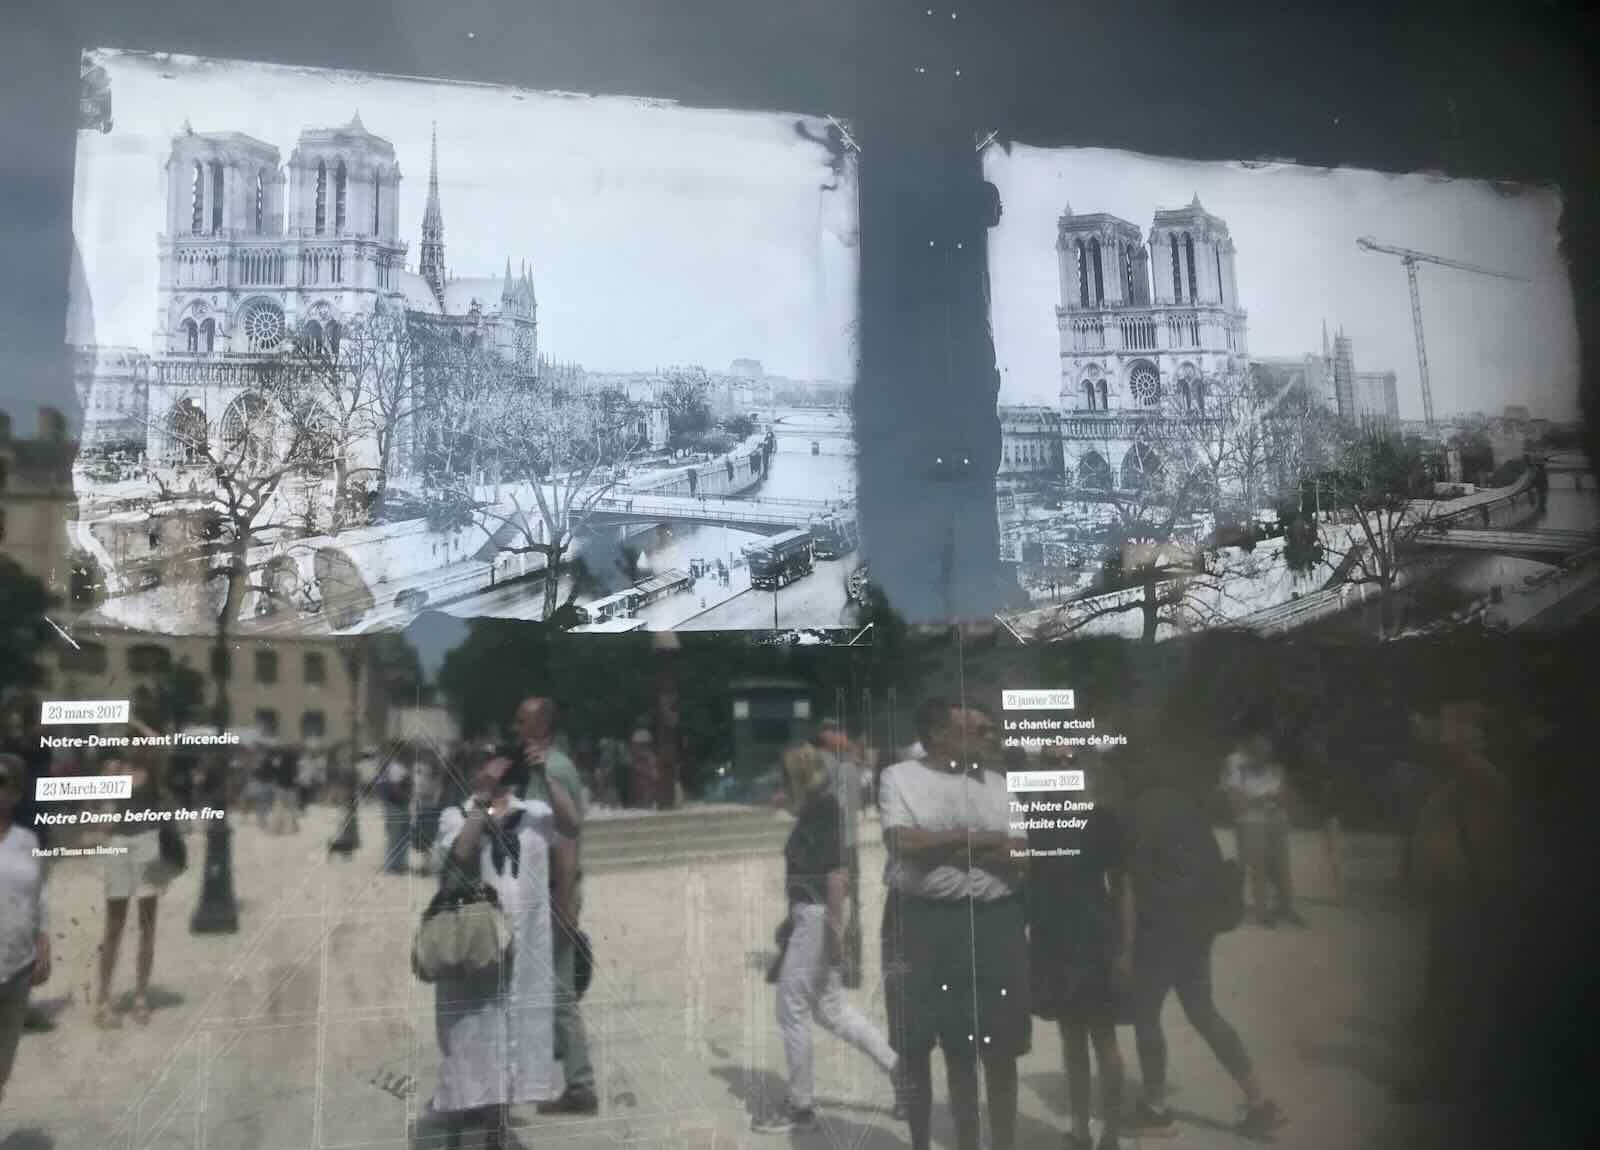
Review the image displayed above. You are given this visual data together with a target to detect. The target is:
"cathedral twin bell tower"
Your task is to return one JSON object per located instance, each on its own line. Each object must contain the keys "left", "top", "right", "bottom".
{"left": 1052, "top": 196, "right": 1249, "bottom": 491}
{"left": 156, "top": 111, "right": 407, "bottom": 360}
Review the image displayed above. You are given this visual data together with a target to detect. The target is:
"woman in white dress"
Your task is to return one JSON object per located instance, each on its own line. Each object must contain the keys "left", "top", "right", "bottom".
{"left": 431, "top": 749, "right": 580, "bottom": 1150}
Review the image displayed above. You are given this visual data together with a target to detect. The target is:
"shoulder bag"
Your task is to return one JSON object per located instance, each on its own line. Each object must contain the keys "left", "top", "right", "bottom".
{"left": 412, "top": 874, "right": 512, "bottom": 983}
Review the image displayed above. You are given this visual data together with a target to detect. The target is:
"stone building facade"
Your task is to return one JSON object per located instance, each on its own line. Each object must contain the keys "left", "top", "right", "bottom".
{"left": 132, "top": 115, "right": 536, "bottom": 471}
{"left": 72, "top": 345, "right": 150, "bottom": 450}
{"left": 998, "top": 406, "right": 1063, "bottom": 488}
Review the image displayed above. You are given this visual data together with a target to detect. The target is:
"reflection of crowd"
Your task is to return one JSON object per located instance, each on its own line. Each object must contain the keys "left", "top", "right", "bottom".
{"left": 0, "top": 676, "right": 1562, "bottom": 1144}
{"left": 757, "top": 698, "right": 1289, "bottom": 1149}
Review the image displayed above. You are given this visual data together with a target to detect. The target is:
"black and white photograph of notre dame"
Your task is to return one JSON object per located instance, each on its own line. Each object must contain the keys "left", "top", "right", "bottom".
{"left": 67, "top": 48, "right": 862, "bottom": 639}
{"left": 984, "top": 145, "right": 1587, "bottom": 644}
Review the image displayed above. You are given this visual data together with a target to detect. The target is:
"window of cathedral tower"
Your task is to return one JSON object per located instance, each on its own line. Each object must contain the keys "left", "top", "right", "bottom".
{"left": 1090, "top": 238, "right": 1104, "bottom": 304}
{"left": 191, "top": 161, "right": 204, "bottom": 235}
{"left": 1076, "top": 240, "right": 1089, "bottom": 308}
{"left": 182, "top": 318, "right": 199, "bottom": 354}
{"left": 1185, "top": 233, "right": 1198, "bottom": 302}
{"left": 210, "top": 162, "right": 224, "bottom": 233}
{"left": 315, "top": 161, "right": 327, "bottom": 235}
{"left": 255, "top": 171, "right": 265, "bottom": 234}
{"left": 1169, "top": 234, "right": 1183, "bottom": 302}
{"left": 335, "top": 161, "right": 347, "bottom": 233}
{"left": 372, "top": 168, "right": 381, "bottom": 235}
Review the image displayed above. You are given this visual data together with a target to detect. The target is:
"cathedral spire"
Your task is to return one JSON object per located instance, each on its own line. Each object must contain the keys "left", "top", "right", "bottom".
{"left": 502, "top": 257, "right": 515, "bottom": 299}
{"left": 419, "top": 121, "right": 446, "bottom": 308}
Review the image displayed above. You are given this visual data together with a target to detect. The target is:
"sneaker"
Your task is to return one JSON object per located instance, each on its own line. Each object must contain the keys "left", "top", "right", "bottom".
{"left": 1236, "top": 1099, "right": 1287, "bottom": 1138}
{"left": 537, "top": 1086, "right": 599, "bottom": 1116}
{"left": 752, "top": 1105, "right": 818, "bottom": 1134}
{"left": 1124, "top": 1100, "right": 1177, "bottom": 1137}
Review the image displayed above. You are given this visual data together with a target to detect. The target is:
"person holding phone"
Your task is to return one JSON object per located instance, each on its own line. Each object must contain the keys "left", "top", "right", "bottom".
{"left": 0, "top": 753, "right": 50, "bottom": 1106}
{"left": 430, "top": 748, "right": 578, "bottom": 1149}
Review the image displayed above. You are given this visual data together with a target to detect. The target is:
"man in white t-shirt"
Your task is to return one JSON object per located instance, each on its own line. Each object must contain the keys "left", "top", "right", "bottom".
{"left": 879, "top": 699, "right": 1029, "bottom": 1150}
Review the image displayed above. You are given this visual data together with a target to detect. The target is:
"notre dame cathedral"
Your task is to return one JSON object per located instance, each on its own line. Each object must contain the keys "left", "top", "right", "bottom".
{"left": 128, "top": 113, "right": 537, "bottom": 470}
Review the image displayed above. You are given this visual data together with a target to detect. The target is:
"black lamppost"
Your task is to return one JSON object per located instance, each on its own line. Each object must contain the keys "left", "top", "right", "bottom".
{"left": 192, "top": 646, "right": 239, "bottom": 934}
{"left": 190, "top": 754, "right": 239, "bottom": 934}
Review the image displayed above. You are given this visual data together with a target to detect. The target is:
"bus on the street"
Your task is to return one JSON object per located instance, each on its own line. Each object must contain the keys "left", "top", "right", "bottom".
{"left": 809, "top": 514, "right": 858, "bottom": 559}
{"left": 574, "top": 588, "right": 642, "bottom": 625}
{"left": 633, "top": 568, "right": 695, "bottom": 606}
{"left": 748, "top": 529, "right": 815, "bottom": 589}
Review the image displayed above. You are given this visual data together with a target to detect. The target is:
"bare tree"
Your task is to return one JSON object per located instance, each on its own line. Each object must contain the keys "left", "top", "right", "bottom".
{"left": 352, "top": 308, "right": 418, "bottom": 517}
{"left": 1040, "top": 416, "right": 1269, "bottom": 645}
{"left": 143, "top": 363, "right": 335, "bottom": 724}
{"left": 413, "top": 326, "right": 503, "bottom": 502}
{"left": 473, "top": 368, "right": 646, "bottom": 619}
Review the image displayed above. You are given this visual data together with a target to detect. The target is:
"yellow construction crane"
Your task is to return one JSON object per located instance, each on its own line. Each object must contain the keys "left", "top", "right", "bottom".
{"left": 1355, "top": 236, "right": 1527, "bottom": 427}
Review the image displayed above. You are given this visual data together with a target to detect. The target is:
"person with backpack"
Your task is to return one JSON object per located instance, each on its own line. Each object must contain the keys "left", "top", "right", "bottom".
{"left": 1123, "top": 754, "right": 1285, "bottom": 1139}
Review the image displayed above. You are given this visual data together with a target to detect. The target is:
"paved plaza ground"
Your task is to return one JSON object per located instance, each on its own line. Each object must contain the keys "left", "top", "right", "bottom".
{"left": 2, "top": 805, "right": 1447, "bottom": 1149}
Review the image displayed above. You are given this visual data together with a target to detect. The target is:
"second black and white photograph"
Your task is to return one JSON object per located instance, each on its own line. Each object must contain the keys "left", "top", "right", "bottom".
{"left": 983, "top": 145, "right": 1589, "bottom": 643}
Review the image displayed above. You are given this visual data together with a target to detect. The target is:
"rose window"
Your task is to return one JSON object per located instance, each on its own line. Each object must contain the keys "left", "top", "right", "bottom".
{"left": 242, "top": 302, "right": 285, "bottom": 352}
{"left": 1129, "top": 364, "right": 1161, "bottom": 406}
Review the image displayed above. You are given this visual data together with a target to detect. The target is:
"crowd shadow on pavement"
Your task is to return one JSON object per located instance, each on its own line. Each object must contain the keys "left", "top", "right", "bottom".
{"left": 710, "top": 1064, "right": 908, "bottom": 1148}
{"left": 711, "top": 1063, "right": 1067, "bottom": 1149}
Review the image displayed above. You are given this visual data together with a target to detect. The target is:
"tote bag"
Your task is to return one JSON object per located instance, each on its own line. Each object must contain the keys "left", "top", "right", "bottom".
{"left": 412, "top": 878, "right": 512, "bottom": 983}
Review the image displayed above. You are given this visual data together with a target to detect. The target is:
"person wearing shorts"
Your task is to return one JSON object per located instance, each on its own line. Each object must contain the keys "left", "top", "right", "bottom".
{"left": 880, "top": 698, "right": 1030, "bottom": 1150}
{"left": 94, "top": 755, "right": 175, "bottom": 1029}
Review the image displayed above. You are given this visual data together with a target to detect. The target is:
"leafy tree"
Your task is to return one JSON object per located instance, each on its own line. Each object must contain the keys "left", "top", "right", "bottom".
{"left": 1321, "top": 430, "right": 1439, "bottom": 635}
{"left": 0, "top": 558, "right": 54, "bottom": 701}
{"left": 663, "top": 371, "right": 713, "bottom": 447}
{"left": 133, "top": 658, "right": 206, "bottom": 731}
{"left": 723, "top": 413, "right": 758, "bottom": 440}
